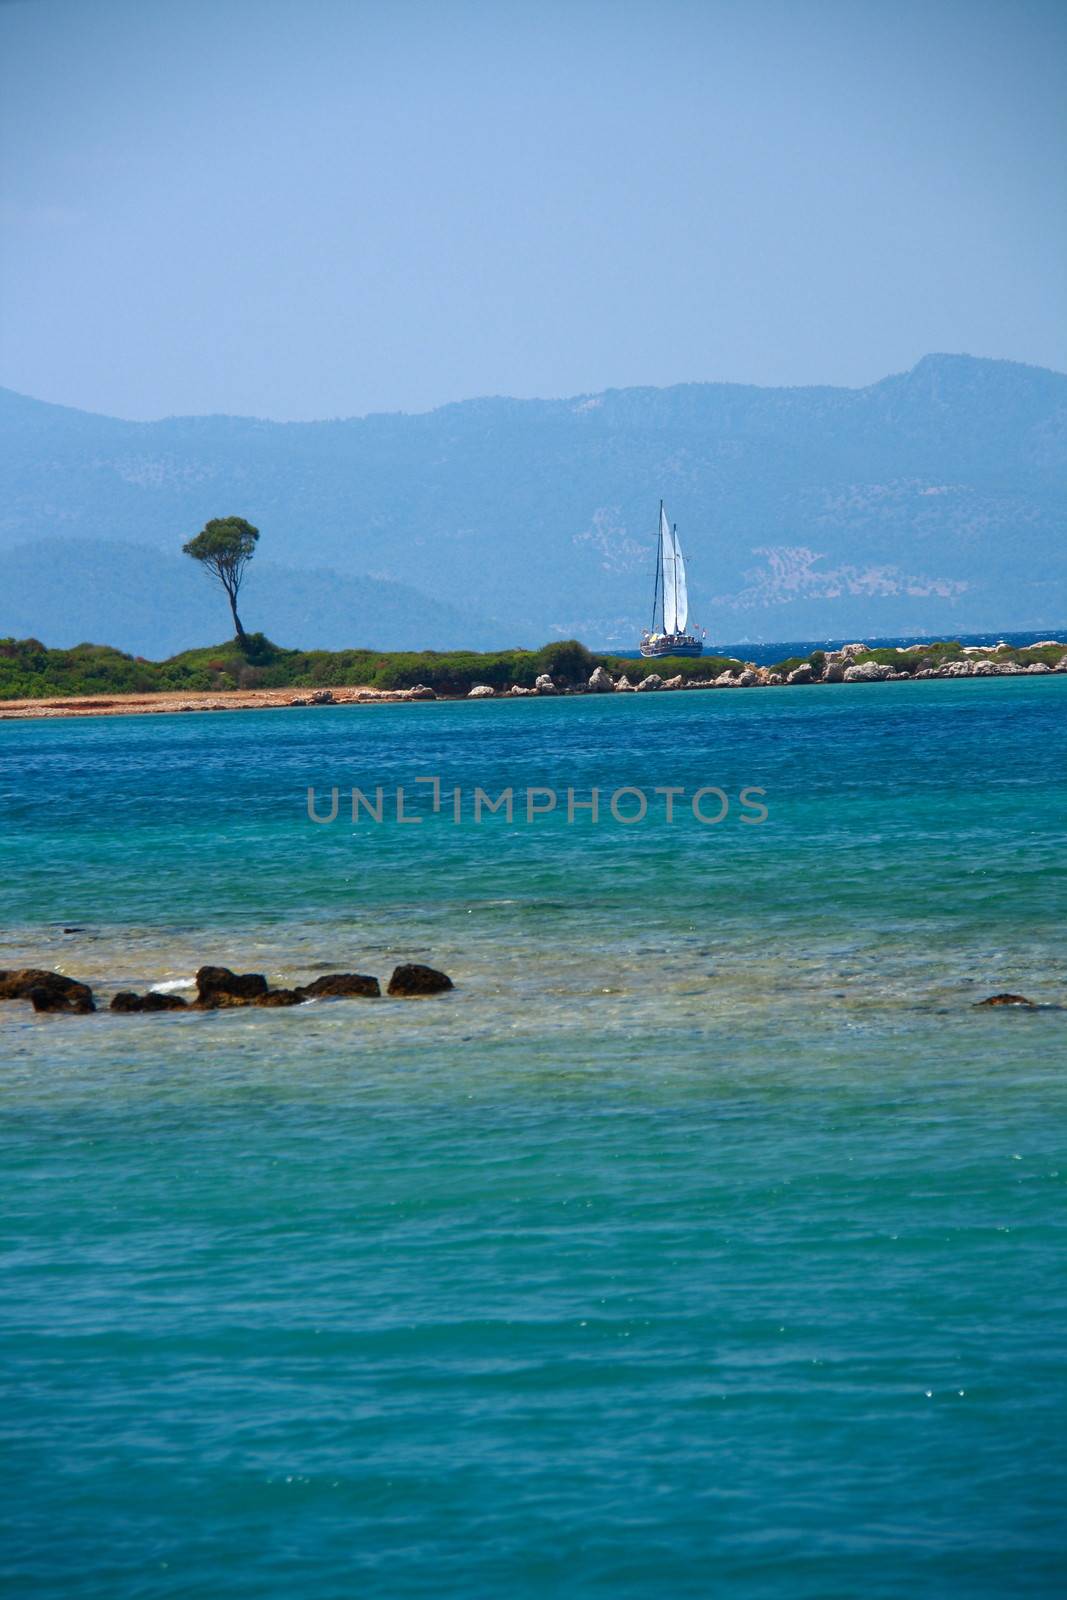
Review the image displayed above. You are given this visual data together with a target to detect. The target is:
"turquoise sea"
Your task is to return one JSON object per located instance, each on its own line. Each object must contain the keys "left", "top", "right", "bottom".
{"left": 2, "top": 678, "right": 1066, "bottom": 1597}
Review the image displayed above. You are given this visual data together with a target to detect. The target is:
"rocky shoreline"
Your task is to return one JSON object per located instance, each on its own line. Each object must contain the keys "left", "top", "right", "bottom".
{"left": 489, "top": 640, "right": 1067, "bottom": 698}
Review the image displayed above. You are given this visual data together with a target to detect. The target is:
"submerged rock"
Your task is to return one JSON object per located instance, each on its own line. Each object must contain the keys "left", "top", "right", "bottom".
{"left": 254, "top": 988, "right": 305, "bottom": 1007}
{"left": 110, "top": 990, "right": 188, "bottom": 1013}
{"left": 297, "top": 973, "right": 381, "bottom": 999}
{"left": 27, "top": 985, "right": 95, "bottom": 1014}
{"left": 143, "top": 992, "right": 189, "bottom": 1010}
{"left": 976, "top": 993, "right": 1036, "bottom": 1007}
{"left": 387, "top": 963, "right": 454, "bottom": 997}
{"left": 194, "top": 966, "right": 269, "bottom": 1008}
{"left": 0, "top": 968, "right": 95, "bottom": 1013}
{"left": 588, "top": 666, "right": 614, "bottom": 693}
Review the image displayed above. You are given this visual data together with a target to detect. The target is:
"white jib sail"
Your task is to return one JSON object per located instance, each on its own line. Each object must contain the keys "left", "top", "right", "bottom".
{"left": 673, "top": 529, "right": 689, "bottom": 634}
{"left": 660, "top": 505, "right": 678, "bottom": 634}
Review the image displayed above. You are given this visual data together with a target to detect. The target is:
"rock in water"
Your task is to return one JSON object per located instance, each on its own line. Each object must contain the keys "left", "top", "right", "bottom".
{"left": 109, "top": 991, "right": 188, "bottom": 1012}
{"left": 387, "top": 963, "right": 454, "bottom": 997}
{"left": 587, "top": 666, "right": 614, "bottom": 693}
{"left": 534, "top": 674, "right": 558, "bottom": 695}
{"left": 407, "top": 684, "right": 437, "bottom": 700}
{"left": 194, "top": 966, "right": 269, "bottom": 1008}
{"left": 468, "top": 685, "right": 495, "bottom": 698}
{"left": 614, "top": 675, "right": 636, "bottom": 692}
{"left": 787, "top": 664, "right": 814, "bottom": 684}
{"left": 109, "top": 991, "right": 143, "bottom": 1013}
{"left": 0, "top": 968, "right": 95, "bottom": 1013}
{"left": 296, "top": 973, "right": 381, "bottom": 999}
{"left": 254, "top": 989, "right": 305, "bottom": 1007}
{"left": 976, "top": 993, "right": 1036, "bottom": 1007}
{"left": 28, "top": 985, "right": 94, "bottom": 1014}
{"left": 635, "top": 674, "right": 663, "bottom": 692}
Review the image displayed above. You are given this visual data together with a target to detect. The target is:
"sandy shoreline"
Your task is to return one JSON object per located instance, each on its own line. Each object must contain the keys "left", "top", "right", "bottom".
{"left": 0, "top": 685, "right": 408, "bottom": 721}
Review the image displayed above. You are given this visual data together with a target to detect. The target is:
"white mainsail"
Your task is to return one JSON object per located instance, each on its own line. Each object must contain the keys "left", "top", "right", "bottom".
{"left": 641, "top": 499, "right": 702, "bottom": 657}
{"left": 660, "top": 504, "right": 678, "bottom": 634}
{"left": 673, "top": 528, "right": 689, "bottom": 634}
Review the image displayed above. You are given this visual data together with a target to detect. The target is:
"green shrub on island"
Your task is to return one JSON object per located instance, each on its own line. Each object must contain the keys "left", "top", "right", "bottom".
{"left": 0, "top": 634, "right": 1062, "bottom": 701}
{"left": 0, "top": 633, "right": 749, "bottom": 700}
{"left": 601, "top": 654, "right": 742, "bottom": 682}
{"left": 852, "top": 643, "right": 964, "bottom": 674}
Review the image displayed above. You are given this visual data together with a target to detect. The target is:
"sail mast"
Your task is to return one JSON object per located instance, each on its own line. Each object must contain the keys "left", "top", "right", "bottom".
{"left": 650, "top": 500, "right": 663, "bottom": 631}
{"left": 660, "top": 504, "right": 677, "bottom": 634}
{"left": 673, "top": 523, "right": 680, "bottom": 634}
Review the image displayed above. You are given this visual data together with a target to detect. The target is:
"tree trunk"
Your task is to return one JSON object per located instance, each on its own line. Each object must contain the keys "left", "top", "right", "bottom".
{"left": 229, "top": 593, "right": 247, "bottom": 645}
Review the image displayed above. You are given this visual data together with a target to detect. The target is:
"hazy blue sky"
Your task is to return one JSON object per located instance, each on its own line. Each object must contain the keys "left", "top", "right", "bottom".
{"left": 1, "top": 0, "right": 1064, "bottom": 420}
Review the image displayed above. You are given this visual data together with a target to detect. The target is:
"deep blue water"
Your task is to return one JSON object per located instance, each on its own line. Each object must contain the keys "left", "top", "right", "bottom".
{"left": 2, "top": 678, "right": 1066, "bottom": 1597}
{"left": 613, "top": 627, "right": 1067, "bottom": 665}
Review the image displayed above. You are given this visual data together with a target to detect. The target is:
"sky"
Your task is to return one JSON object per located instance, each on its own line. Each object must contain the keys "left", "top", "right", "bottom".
{"left": 1, "top": 0, "right": 1064, "bottom": 421}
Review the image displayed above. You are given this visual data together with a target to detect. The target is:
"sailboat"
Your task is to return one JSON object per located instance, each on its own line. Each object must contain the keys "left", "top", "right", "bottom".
{"left": 639, "top": 502, "right": 705, "bottom": 658}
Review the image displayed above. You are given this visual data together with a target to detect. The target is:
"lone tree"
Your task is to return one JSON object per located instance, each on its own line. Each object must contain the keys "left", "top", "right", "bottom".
{"left": 182, "top": 516, "right": 259, "bottom": 644}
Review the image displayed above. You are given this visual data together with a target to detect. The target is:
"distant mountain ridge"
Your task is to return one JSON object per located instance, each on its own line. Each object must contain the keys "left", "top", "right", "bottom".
{"left": 2, "top": 353, "right": 1064, "bottom": 650}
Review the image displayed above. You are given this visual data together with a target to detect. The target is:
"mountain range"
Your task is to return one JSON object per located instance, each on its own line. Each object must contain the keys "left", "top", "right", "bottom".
{"left": 2, "top": 353, "right": 1064, "bottom": 654}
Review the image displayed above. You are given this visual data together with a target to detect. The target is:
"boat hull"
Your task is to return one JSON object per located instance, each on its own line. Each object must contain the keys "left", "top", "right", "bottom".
{"left": 639, "top": 636, "right": 704, "bottom": 658}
